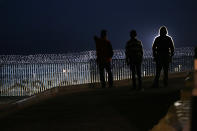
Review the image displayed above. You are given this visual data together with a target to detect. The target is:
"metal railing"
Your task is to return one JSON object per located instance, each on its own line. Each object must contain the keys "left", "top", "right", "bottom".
{"left": 0, "top": 47, "right": 194, "bottom": 96}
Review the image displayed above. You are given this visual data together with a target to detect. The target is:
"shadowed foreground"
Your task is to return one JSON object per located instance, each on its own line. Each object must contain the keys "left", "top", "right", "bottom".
{"left": 0, "top": 76, "right": 184, "bottom": 131}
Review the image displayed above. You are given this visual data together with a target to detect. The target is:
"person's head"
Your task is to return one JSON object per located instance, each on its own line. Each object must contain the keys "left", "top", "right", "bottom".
{"left": 159, "top": 26, "right": 168, "bottom": 36}
{"left": 130, "top": 30, "right": 137, "bottom": 38}
{"left": 100, "top": 30, "right": 107, "bottom": 39}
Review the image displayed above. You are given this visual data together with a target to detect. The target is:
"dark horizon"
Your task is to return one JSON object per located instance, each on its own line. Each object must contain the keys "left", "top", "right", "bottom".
{"left": 0, "top": 0, "right": 197, "bottom": 55}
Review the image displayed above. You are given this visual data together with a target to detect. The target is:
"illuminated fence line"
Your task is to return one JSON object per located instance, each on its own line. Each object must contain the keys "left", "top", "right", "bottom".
{"left": 89, "top": 56, "right": 194, "bottom": 83}
{"left": 0, "top": 47, "right": 194, "bottom": 96}
{"left": 0, "top": 62, "right": 91, "bottom": 96}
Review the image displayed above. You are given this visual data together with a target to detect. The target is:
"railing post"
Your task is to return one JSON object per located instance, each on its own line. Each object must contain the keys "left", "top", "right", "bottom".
{"left": 191, "top": 47, "right": 197, "bottom": 131}
{"left": 89, "top": 59, "right": 94, "bottom": 88}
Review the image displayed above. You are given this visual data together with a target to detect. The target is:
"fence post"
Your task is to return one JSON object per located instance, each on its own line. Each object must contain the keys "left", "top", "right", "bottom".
{"left": 89, "top": 59, "right": 95, "bottom": 88}
{"left": 191, "top": 47, "right": 197, "bottom": 131}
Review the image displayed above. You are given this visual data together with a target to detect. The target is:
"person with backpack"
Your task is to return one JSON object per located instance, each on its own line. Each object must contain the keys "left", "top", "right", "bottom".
{"left": 152, "top": 26, "right": 175, "bottom": 87}
{"left": 94, "top": 30, "right": 114, "bottom": 88}
{"left": 125, "top": 30, "right": 143, "bottom": 90}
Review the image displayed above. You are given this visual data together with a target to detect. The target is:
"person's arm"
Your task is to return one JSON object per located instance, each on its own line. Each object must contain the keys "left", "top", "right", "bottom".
{"left": 152, "top": 37, "right": 159, "bottom": 62}
{"left": 140, "top": 41, "right": 143, "bottom": 57}
{"left": 169, "top": 37, "right": 175, "bottom": 57}
{"left": 152, "top": 38, "right": 157, "bottom": 58}
{"left": 125, "top": 43, "right": 130, "bottom": 65}
{"left": 94, "top": 36, "right": 99, "bottom": 58}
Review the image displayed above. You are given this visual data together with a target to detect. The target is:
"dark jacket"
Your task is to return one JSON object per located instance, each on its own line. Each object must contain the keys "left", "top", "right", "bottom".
{"left": 152, "top": 35, "right": 174, "bottom": 62}
{"left": 125, "top": 38, "right": 143, "bottom": 64}
{"left": 94, "top": 37, "right": 113, "bottom": 63}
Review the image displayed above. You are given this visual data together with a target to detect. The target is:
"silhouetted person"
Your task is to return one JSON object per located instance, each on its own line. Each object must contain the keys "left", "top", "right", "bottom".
{"left": 94, "top": 30, "right": 113, "bottom": 88}
{"left": 125, "top": 30, "right": 143, "bottom": 90}
{"left": 152, "top": 26, "right": 175, "bottom": 87}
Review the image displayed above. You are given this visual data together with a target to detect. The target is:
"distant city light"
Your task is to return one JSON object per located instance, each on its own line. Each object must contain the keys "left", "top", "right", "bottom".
{"left": 63, "top": 69, "right": 68, "bottom": 73}
{"left": 175, "top": 67, "right": 179, "bottom": 72}
{"left": 174, "top": 101, "right": 182, "bottom": 107}
{"left": 63, "top": 69, "right": 66, "bottom": 73}
{"left": 63, "top": 69, "right": 70, "bottom": 73}
{"left": 178, "top": 65, "right": 182, "bottom": 71}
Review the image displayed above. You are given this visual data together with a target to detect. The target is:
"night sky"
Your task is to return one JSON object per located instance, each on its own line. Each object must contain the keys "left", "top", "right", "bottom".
{"left": 0, "top": 0, "right": 196, "bottom": 55}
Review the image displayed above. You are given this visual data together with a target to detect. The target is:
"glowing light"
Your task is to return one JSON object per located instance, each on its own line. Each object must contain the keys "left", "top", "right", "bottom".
{"left": 174, "top": 101, "right": 182, "bottom": 107}
{"left": 175, "top": 67, "right": 179, "bottom": 72}
{"left": 63, "top": 69, "right": 70, "bottom": 73}
{"left": 178, "top": 65, "right": 182, "bottom": 71}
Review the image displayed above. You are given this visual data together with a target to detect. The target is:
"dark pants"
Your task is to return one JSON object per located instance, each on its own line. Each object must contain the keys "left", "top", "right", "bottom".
{"left": 130, "top": 63, "right": 142, "bottom": 88}
{"left": 154, "top": 60, "right": 169, "bottom": 87}
{"left": 98, "top": 62, "right": 113, "bottom": 88}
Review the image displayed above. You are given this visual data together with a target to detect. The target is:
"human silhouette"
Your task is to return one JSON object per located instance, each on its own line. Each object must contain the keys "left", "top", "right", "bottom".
{"left": 125, "top": 30, "right": 143, "bottom": 90}
{"left": 94, "top": 30, "right": 113, "bottom": 88}
{"left": 152, "top": 26, "right": 175, "bottom": 87}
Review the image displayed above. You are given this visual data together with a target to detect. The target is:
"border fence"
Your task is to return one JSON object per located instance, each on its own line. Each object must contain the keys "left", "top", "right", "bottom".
{"left": 0, "top": 47, "right": 194, "bottom": 96}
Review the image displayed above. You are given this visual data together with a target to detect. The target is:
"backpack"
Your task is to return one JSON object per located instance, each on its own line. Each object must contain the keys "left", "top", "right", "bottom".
{"left": 126, "top": 39, "right": 143, "bottom": 64}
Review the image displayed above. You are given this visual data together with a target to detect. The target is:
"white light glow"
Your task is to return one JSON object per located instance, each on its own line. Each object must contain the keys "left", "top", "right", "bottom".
{"left": 174, "top": 101, "right": 182, "bottom": 107}
{"left": 63, "top": 69, "right": 70, "bottom": 73}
